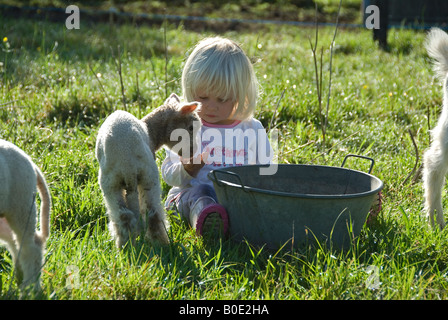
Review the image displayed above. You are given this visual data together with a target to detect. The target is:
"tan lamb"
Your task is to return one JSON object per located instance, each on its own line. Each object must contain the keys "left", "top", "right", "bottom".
{"left": 96, "top": 93, "right": 200, "bottom": 248}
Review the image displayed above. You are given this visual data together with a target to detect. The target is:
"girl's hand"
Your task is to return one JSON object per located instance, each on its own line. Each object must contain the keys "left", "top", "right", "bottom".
{"left": 181, "top": 152, "right": 208, "bottom": 177}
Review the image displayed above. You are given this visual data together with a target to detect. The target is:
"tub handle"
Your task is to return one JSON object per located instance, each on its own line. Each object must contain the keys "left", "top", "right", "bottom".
{"left": 341, "top": 154, "right": 375, "bottom": 174}
{"left": 211, "top": 170, "right": 249, "bottom": 193}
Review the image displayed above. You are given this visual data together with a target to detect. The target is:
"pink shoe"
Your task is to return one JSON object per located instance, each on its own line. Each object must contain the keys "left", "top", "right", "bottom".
{"left": 195, "top": 204, "right": 229, "bottom": 236}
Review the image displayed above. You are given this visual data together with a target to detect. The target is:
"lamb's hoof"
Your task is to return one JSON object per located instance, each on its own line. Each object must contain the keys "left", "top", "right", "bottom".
{"left": 146, "top": 229, "right": 170, "bottom": 246}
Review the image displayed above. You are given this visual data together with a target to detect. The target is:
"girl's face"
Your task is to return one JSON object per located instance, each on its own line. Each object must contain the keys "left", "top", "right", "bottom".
{"left": 195, "top": 90, "right": 237, "bottom": 125}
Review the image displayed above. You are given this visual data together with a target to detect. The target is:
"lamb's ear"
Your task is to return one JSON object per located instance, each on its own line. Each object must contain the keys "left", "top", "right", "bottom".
{"left": 167, "top": 93, "right": 181, "bottom": 104}
{"left": 180, "top": 102, "right": 200, "bottom": 114}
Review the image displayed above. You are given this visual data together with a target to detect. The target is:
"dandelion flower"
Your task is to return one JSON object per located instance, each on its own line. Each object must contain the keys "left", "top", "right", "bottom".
{"left": 2, "top": 37, "right": 7, "bottom": 42}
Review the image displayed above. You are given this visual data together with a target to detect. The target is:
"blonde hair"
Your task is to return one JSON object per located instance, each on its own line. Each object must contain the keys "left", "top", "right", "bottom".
{"left": 182, "top": 37, "right": 259, "bottom": 121}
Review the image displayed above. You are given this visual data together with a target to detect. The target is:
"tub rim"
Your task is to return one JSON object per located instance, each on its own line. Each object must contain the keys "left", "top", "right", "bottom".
{"left": 207, "top": 163, "right": 384, "bottom": 200}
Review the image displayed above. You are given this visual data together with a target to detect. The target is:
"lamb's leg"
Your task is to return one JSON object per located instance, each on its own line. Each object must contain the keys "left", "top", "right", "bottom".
{"left": 423, "top": 144, "right": 448, "bottom": 229}
{"left": 0, "top": 218, "right": 17, "bottom": 259}
{"left": 16, "top": 234, "right": 44, "bottom": 292}
{"left": 146, "top": 207, "right": 170, "bottom": 245}
{"left": 139, "top": 180, "right": 169, "bottom": 245}
{"left": 0, "top": 218, "right": 22, "bottom": 284}
{"left": 102, "top": 186, "right": 138, "bottom": 248}
{"left": 125, "top": 187, "right": 143, "bottom": 235}
{"left": 5, "top": 205, "right": 43, "bottom": 292}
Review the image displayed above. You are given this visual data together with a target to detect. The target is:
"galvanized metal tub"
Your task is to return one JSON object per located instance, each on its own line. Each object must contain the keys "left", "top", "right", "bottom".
{"left": 207, "top": 155, "right": 383, "bottom": 249}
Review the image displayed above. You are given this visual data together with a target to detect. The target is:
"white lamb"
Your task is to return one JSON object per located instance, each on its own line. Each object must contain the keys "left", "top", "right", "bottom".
{"left": 423, "top": 28, "right": 448, "bottom": 229}
{"left": 96, "top": 93, "right": 200, "bottom": 248}
{"left": 0, "top": 139, "right": 51, "bottom": 292}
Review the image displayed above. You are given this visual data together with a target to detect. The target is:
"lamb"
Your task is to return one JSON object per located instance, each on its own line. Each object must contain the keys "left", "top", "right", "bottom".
{"left": 0, "top": 139, "right": 51, "bottom": 292}
{"left": 95, "top": 93, "right": 200, "bottom": 248}
{"left": 423, "top": 28, "right": 448, "bottom": 229}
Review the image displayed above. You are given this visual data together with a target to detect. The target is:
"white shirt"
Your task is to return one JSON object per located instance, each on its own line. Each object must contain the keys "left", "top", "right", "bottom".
{"left": 162, "top": 118, "right": 273, "bottom": 197}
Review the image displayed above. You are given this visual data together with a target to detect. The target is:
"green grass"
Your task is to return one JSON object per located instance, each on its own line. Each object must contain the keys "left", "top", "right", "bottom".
{"left": 2, "top": 9, "right": 448, "bottom": 300}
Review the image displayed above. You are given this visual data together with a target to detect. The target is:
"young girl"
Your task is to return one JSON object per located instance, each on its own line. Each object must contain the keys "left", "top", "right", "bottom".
{"left": 162, "top": 36, "right": 273, "bottom": 237}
